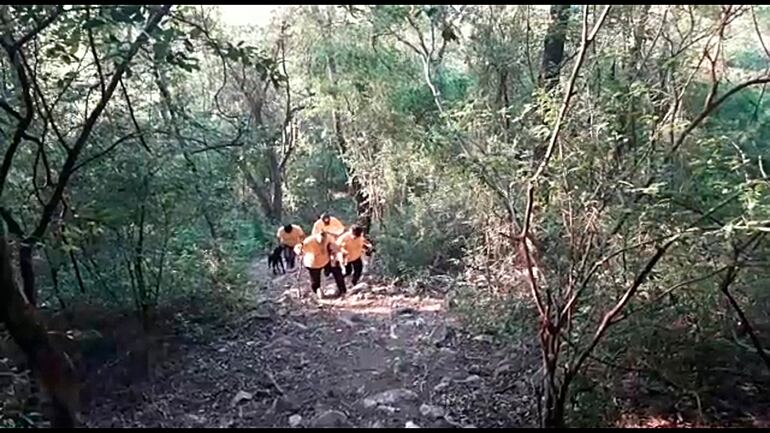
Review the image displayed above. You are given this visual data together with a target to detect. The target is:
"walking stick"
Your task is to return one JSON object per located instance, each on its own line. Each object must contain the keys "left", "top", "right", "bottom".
{"left": 295, "top": 251, "right": 303, "bottom": 299}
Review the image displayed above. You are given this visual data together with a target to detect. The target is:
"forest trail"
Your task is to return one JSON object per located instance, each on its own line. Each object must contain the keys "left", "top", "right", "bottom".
{"left": 83, "top": 256, "right": 538, "bottom": 428}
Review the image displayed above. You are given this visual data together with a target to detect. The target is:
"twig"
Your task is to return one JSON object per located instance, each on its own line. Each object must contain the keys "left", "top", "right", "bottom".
{"left": 265, "top": 370, "right": 285, "bottom": 395}
{"left": 520, "top": 5, "right": 612, "bottom": 319}
{"left": 669, "top": 77, "right": 770, "bottom": 155}
{"left": 719, "top": 234, "right": 770, "bottom": 370}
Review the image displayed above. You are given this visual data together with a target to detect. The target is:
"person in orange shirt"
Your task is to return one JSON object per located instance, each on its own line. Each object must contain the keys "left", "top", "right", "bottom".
{"left": 311, "top": 212, "right": 345, "bottom": 239}
{"left": 312, "top": 212, "right": 346, "bottom": 277}
{"left": 336, "top": 224, "right": 373, "bottom": 285}
{"left": 294, "top": 231, "right": 347, "bottom": 298}
{"left": 276, "top": 224, "right": 305, "bottom": 269}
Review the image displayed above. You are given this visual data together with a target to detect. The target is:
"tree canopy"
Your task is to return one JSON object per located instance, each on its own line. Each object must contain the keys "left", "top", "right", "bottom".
{"left": 0, "top": 4, "right": 768, "bottom": 428}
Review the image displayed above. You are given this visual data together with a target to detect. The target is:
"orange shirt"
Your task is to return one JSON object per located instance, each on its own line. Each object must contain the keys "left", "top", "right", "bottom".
{"left": 276, "top": 224, "right": 305, "bottom": 247}
{"left": 336, "top": 231, "right": 370, "bottom": 262}
{"left": 311, "top": 216, "right": 345, "bottom": 237}
{"left": 295, "top": 234, "right": 340, "bottom": 269}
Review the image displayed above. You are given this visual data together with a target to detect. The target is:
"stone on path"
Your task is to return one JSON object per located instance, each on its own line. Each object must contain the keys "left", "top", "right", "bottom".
{"left": 312, "top": 410, "right": 349, "bottom": 428}
{"left": 419, "top": 403, "right": 445, "bottom": 419}
{"left": 230, "top": 390, "right": 253, "bottom": 407}
{"left": 289, "top": 414, "right": 303, "bottom": 427}
{"left": 363, "top": 388, "right": 419, "bottom": 409}
{"left": 271, "top": 395, "right": 299, "bottom": 413}
{"left": 433, "top": 377, "right": 452, "bottom": 392}
{"left": 456, "top": 374, "right": 481, "bottom": 385}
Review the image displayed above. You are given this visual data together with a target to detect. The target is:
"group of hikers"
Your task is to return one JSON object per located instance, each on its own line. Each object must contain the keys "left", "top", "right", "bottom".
{"left": 273, "top": 212, "right": 373, "bottom": 299}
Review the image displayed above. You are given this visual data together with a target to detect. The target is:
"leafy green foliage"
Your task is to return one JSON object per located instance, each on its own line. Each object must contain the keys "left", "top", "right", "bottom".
{"left": 1, "top": 4, "right": 769, "bottom": 428}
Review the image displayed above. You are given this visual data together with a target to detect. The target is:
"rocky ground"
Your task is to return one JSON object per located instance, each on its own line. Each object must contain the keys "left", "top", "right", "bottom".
{"left": 4, "top": 255, "right": 770, "bottom": 428}
{"left": 80, "top": 259, "right": 541, "bottom": 428}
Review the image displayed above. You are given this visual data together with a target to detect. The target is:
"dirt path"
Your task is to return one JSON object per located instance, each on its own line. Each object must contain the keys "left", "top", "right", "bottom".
{"left": 84, "top": 257, "right": 539, "bottom": 428}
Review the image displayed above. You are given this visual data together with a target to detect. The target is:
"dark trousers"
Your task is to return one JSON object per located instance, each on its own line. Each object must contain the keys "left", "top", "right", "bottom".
{"left": 281, "top": 245, "right": 296, "bottom": 269}
{"left": 307, "top": 262, "right": 346, "bottom": 296}
{"left": 345, "top": 258, "right": 364, "bottom": 285}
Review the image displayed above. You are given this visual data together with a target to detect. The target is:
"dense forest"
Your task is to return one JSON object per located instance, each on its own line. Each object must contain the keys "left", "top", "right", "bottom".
{"left": 1, "top": 4, "right": 769, "bottom": 428}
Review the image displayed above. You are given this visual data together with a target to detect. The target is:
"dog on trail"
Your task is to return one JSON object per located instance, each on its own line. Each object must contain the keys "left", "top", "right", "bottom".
{"left": 268, "top": 246, "right": 285, "bottom": 275}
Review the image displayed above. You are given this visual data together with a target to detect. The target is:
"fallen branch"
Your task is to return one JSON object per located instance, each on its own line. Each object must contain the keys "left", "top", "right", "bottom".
{"left": 719, "top": 233, "right": 770, "bottom": 370}
{"left": 265, "top": 370, "right": 286, "bottom": 395}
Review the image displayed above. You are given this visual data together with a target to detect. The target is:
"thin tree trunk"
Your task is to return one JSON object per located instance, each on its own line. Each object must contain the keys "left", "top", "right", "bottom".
{"left": 0, "top": 234, "right": 79, "bottom": 426}
{"left": 61, "top": 228, "right": 86, "bottom": 294}
{"left": 533, "top": 4, "right": 572, "bottom": 164}
{"left": 326, "top": 54, "right": 373, "bottom": 231}
{"left": 538, "top": 5, "right": 571, "bottom": 91}
{"left": 268, "top": 149, "right": 283, "bottom": 222}
{"left": 43, "top": 249, "right": 66, "bottom": 311}
{"left": 19, "top": 241, "right": 35, "bottom": 304}
{"left": 134, "top": 192, "right": 150, "bottom": 333}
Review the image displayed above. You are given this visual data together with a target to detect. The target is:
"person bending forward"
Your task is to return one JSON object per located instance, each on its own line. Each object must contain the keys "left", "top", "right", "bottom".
{"left": 294, "top": 231, "right": 347, "bottom": 298}
{"left": 312, "top": 212, "right": 345, "bottom": 277}
{"left": 276, "top": 223, "right": 305, "bottom": 269}
{"left": 311, "top": 212, "right": 345, "bottom": 239}
{"left": 336, "top": 224, "right": 372, "bottom": 286}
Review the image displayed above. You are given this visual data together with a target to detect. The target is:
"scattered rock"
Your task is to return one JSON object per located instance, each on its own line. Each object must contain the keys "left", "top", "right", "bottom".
{"left": 457, "top": 374, "right": 481, "bottom": 385}
{"left": 363, "top": 388, "right": 419, "bottom": 408}
{"left": 370, "top": 420, "right": 386, "bottom": 428}
{"left": 396, "top": 307, "right": 417, "bottom": 316}
{"left": 404, "top": 317, "right": 426, "bottom": 328}
{"left": 429, "top": 324, "right": 448, "bottom": 346}
{"left": 443, "top": 414, "right": 477, "bottom": 429}
{"left": 389, "top": 324, "right": 399, "bottom": 340}
{"left": 493, "top": 363, "right": 512, "bottom": 381}
{"left": 271, "top": 395, "right": 299, "bottom": 413}
{"left": 312, "top": 410, "right": 349, "bottom": 428}
{"left": 185, "top": 414, "right": 206, "bottom": 424}
{"left": 289, "top": 414, "right": 303, "bottom": 427}
{"left": 230, "top": 390, "right": 253, "bottom": 407}
{"left": 338, "top": 316, "right": 356, "bottom": 327}
{"left": 433, "top": 377, "right": 452, "bottom": 392}
{"left": 249, "top": 304, "right": 275, "bottom": 321}
{"left": 264, "top": 336, "right": 293, "bottom": 350}
{"left": 405, "top": 420, "right": 420, "bottom": 428}
{"left": 472, "top": 334, "right": 494, "bottom": 344}
{"left": 419, "top": 403, "right": 445, "bottom": 419}
{"left": 438, "top": 347, "right": 456, "bottom": 356}
{"left": 468, "top": 364, "right": 482, "bottom": 375}
{"left": 392, "top": 357, "right": 407, "bottom": 374}
{"left": 289, "top": 321, "right": 308, "bottom": 331}
{"left": 351, "top": 282, "right": 369, "bottom": 293}
{"left": 348, "top": 313, "right": 365, "bottom": 323}
{"left": 66, "top": 328, "right": 103, "bottom": 342}
{"left": 376, "top": 405, "right": 398, "bottom": 414}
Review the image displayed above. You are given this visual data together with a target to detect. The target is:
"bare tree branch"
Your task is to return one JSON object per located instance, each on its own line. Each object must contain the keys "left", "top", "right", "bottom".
{"left": 118, "top": 77, "right": 152, "bottom": 154}
{"left": 670, "top": 76, "right": 770, "bottom": 155}
{"left": 86, "top": 6, "right": 106, "bottom": 97}
{"left": 0, "top": 33, "right": 34, "bottom": 196}
{"left": 520, "top": 5, "right": 612, "bottom": 318}
{"left": 12, "top": 5, "right": 64, "bottom": 49}
{"left": 30, "top": 4, "right": 173, "bottom": 241}
{"left": 72, "top": 132, "right": 139, "bottom": 172}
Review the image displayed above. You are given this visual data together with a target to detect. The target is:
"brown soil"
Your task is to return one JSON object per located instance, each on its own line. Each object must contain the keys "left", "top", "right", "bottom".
{"left": 72, "top": 259, "right": 540, "bottom": 428}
